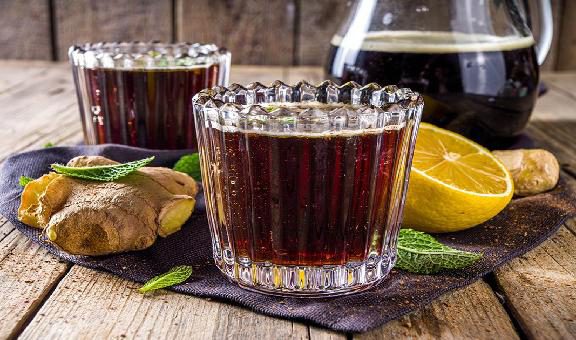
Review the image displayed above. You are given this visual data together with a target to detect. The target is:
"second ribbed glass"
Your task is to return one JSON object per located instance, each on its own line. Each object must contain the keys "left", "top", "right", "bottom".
{"left": 69, "top": 42, "right": 230, "bottom": 150}
{"left": 193, "top": 81, "right": 423, "bottom": 296}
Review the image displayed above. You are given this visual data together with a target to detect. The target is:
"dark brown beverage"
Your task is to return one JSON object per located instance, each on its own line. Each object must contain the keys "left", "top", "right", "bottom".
{"left": 207, "top": 127, "right": 404, "bottom": 266}
{"left": 195, "top": 83, "right": 423, "bottom": 295}
{"left": 70, "top": 42, "right": 230, "bottom": 150}
{"left": 327, "top": 32, "right": 539, "bottom": 147}
{"left": 76, "top": 66, "right": 219, "bottom": 149}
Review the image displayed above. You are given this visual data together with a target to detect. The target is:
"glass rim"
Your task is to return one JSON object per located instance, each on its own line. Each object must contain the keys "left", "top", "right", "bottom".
{"left": 193, "top": 80, "right": 424, "bottom": 110}
{"left": 68, "top": 41, "right": 230, "bottom": 70}
{"left": 192, "top": 80, "right": 423, "bottom": 135}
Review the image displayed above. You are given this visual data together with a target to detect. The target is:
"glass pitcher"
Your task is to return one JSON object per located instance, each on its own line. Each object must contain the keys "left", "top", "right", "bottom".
{"left": 326, "top": 0, "right": 553, "bottom": 147}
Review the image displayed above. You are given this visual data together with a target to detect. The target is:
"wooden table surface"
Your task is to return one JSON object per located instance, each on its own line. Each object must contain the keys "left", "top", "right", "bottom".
{"left": 0, "top": 61, "right": 575, "bottom": 340}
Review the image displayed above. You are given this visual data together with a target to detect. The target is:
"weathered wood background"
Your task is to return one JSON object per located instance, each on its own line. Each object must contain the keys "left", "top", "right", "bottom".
{"left": 0, "top": 0, "right": 574, "bottom": 70}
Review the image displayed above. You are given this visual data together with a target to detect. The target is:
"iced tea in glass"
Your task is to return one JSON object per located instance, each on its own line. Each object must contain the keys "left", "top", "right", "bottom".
{"left": 193, "top": 81, "right": 422, "bottom": 296}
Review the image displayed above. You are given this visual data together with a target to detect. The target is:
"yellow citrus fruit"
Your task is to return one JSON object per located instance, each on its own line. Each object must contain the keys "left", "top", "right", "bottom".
{"left": 403, "top": 122, "right": 513, "bottom": 233}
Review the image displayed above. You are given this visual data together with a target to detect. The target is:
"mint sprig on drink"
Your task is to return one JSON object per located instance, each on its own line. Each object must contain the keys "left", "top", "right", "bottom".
{"left": 51, "top": 156, "right": 154, "bottom": 181}
{"left": 396, "top": 229, "right": 482, "bottom": 274}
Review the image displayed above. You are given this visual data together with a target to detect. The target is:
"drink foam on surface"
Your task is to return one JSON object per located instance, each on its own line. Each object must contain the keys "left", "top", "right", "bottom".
{"left": 331, "top": 31, "right": 535, "bottom": 53}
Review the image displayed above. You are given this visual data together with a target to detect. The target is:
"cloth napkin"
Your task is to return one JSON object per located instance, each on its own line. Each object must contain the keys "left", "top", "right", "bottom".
{"left": 0, "top": 144, "right": 574, "bottom": 333}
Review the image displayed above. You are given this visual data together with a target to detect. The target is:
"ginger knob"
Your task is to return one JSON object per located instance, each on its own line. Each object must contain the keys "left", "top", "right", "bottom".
{"left": 493, "top": 149, "right": 560, "bottom": 197}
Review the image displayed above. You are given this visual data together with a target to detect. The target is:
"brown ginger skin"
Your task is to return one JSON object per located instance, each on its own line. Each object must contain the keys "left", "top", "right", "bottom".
{"left": 18, "top": 156, "right": 198, "bottom": 256}
{"left": 493, "top": 149, "right": 560, "bottom": 196}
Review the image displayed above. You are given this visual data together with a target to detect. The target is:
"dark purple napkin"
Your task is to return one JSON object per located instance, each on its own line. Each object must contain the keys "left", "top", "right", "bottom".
{"left": 1, "top": 144, "right": 575, "bottom": 333}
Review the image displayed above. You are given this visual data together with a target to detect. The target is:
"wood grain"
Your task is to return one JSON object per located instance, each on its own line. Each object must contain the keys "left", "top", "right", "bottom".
{"left": 541, "top": 71, "right": 576, "bottom": 98}
{"left": 309, "top": 327, "right": 346, "bottom": 340}
{"left": 0, "top": 217, "right": 69, "bottom": 339}
{"left": 0, "top": 62, "right": 83, "bottom": 160}
{"left": 0, "top": 61, "right": 85, "bottom": 338}
{"left": 0, "top": 0, "right": 52, "bottom": 60}
{"left": 1, "top": 63, "right": 576, "bottom": 339}
{"left": 356, "top": 281, "right": 519, "bottom": 340}
{"left": 492, "top": 99, "right": 576, "bottom": 339}
{"left": 494, "top": 226, "right": 576, "bottom": 339}
{"left": 54, "top": 0, "right": 172, "bottom": 61}
{"left": 285, "top": 66, "right": 326, "bottom": 84}
{"left": 296, "top": 0, "right": 350, "bottom": 65}
{"left": 20, "top": 266, "right": 310, "bottom": 339}
{"left": 555, "top": 1, "right": 576, "bottom": 70}
{"left": 176, "top": 0, "right": 296, "bottom": 65}
{"left": 230, "top": 65, "right": 286, "bottom": 85}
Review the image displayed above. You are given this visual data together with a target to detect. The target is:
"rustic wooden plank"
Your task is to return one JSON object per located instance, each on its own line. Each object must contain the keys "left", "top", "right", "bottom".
{"left": 176, "top": 0, "right": 296, "bottom": 66}
{"left": 19, "top": 266, "right": 310, "bottom": 339}
{"left": 309, "top": 327, "right": 346, "bottom": 340}
{"left": 541, "top": 72, "right": 576, "bottom": 98}
{"left": 230, "top": 66, "right": 287, "bottom": 85}
{"left": 54, "top": 0, "right": 172, "bottom": 61}
{"left": 565, "top": 218, "right": 576, "bottom": 238}
{"left": 494, "top": 225, "right": 576, "bottom": 339}
{"left": 526, "top": 121, "right": 576, "bottom": 174}
{"left": 531, "top": 83, "right": 576, "bottom": 121}
{"left": 355, "top": 281, "right": 519, "bottom": 340}
{"left": 2, "top": 62, "right": 574, "bottom": 339}
{"left": 0, "top": 215, "right": 70, "bottom": 339}
{"left": 285, "top": 66, "right": 326, "bottom": 84}
{"left": 0, "top": 61, "right": 63, "bottom": 93}
{"left": 297, "top": 0, "right": 350, "bottom": 66}
{"left": 0, "top": 0, "right": 52, "bottom": 60}
{"left": 0, "top": 61, "right": 91, "bottom": 338}
{"left": 492, "top": 115, "right": 576, "bottom": 339}
{"left": 555, "top": 1, "right": 576, "bottom": 70}
{"left": 0, "top": 63, "right": 83, "bottom": 160}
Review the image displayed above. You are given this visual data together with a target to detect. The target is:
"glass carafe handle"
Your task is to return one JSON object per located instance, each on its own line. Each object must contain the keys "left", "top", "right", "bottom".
{"left": 534, "top": 0, "right": 553, "bottom": 65}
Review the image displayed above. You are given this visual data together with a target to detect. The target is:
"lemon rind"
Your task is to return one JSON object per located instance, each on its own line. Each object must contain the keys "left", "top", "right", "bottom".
{"left": 412, "top": 123, "right": 514, "bottom": 198}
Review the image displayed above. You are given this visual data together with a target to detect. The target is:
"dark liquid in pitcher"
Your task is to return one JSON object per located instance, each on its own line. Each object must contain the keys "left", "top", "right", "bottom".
{"left": 206, "top": 126, "right": 405, "bottom": 266}
{"left": 76, "top": 65, "right": 219, "bottom": 149}
{"left": 327, "top": 32, "right": 539, "bottom": 147}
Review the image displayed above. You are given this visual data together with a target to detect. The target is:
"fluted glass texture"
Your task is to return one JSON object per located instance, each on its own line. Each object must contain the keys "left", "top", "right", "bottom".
{"left": 193, "top": 80, "right": 423, "bottom": 296}
{"left": 69, "top": 42, "right": 230, "bottom": 149}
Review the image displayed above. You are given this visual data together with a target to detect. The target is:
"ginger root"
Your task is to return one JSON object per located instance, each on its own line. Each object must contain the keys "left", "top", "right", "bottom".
{"left": 493, "top": 149, "right": 559, "bottom": 196}
{"left": 18, "top": 156, "right": 198, "bottom": 256}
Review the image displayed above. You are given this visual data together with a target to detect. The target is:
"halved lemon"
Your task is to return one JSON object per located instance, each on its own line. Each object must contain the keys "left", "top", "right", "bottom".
{"left": 403, "top": 123, "right": 513, "bottom": 233}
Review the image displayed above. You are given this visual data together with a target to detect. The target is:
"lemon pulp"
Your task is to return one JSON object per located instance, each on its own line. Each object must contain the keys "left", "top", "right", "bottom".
{"left": 403, "top": 123, "right": 513, "bottom": 233}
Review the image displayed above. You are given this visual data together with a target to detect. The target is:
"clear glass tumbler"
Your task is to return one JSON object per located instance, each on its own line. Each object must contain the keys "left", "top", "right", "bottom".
{"left": 69, "top": 42, "right": 230, "bottom": 150}
{"left": 193, "top": 80, "right": 423, "bottom": 296}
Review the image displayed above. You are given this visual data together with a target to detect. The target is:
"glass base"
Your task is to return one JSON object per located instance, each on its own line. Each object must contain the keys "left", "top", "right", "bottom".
{"left": 214, "top": 249, "right": 396, "bottom": 297}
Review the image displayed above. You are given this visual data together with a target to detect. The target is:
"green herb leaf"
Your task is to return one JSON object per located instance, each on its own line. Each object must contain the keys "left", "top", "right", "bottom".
{"left": 43, "top": 142, "right": 54, "bottom": 148}
{"left": 51, "top": 156, "right": 154, "bottom": 182}
{"left": 264, "top": 105, "right": 278, "bottom": 112}
{"left": 173, "top": 153, "right": 201, "bottom": 181}
{"left": 19, "top": 176, "right": 34, "bottom": 187}
{"left": 139, "top": 265, "right": 193, "bottom": 293}
{"left": 396, "top": 229, "right": 482, "bottom": 274}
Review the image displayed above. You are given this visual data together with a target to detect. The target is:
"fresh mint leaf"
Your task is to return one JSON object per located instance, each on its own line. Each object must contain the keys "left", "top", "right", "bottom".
{"left": 263, "top": 105, "right": 278, "bottom": 112}
{"left": 173, "top": 153, "right": 201, "bottom": 181}
{"left": 139, "top": 265, "right": 193, "bottom": 293}
{"left": 396, "top": 229, "right": 482, "bottom": 274}
{"left": 19, "top": 176, "right": 34, "bottom": 187}
{"left": 51, "top": 156, "right": 154, "bottom": 182}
